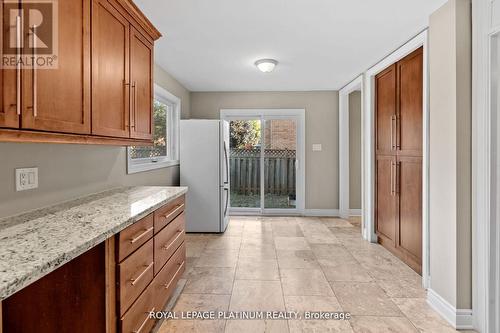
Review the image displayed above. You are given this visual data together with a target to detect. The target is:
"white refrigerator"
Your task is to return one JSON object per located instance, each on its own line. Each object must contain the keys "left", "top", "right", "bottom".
{"left": 180, "top": 120, "right": 230, "bottom": 232}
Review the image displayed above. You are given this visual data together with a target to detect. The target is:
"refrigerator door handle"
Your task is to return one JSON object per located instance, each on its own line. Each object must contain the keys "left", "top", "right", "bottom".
{"left": 223, "top": 142, "right": 229, "bottom": 184}
{"left": 224, "top": 187, "right": 229, "bottom": 217}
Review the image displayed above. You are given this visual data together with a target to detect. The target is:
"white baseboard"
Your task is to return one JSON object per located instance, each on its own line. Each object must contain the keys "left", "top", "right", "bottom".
{"left": 427, "top": 288, "right": 473, "bottom": 329}
{"left": 302, "top": 209, "right": 340, "bottom": 217}
{"left": 349, "top": 209, "right": 362, "bottom": 216}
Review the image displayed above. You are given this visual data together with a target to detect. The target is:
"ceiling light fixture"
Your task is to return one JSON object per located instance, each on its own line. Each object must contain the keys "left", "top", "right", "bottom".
{"left": 255, "top": 59, "right": 278, "bottom": 73}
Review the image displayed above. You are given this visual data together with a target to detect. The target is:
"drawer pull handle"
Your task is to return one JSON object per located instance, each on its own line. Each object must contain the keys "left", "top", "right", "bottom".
{"left": 129, "top": 226, "right": 154, "bottom": 244}
{"left": 161, "top": 230, "right": 184, "bottom": 251}
{"left": 162, "top": 204, "right": 185, "bottom": 221}
{"left": 132, "top": 307, "right": 155, "bottom": 333}
{"left": 130, "top": 262, "right": 153, "bottom": 286}
{"left": 164, "top": 261, "right": 185, "bottom": 290}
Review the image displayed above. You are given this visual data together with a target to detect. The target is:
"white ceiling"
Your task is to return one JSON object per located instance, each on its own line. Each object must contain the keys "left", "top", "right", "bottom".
{"left": 135, "top": 0, "right": 446, "bottom": 91}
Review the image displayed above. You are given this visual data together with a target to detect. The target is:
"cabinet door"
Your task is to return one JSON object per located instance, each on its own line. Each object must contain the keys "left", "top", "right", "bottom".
{"left": 397, "top": 48, "right": 423, "bottom": 155}
{"left": 375, "top": 155, "right": 397, "bottom": 245}
{"left": 130, "top": 27, "right": 153, "bottom": 140}
{"left": 92, "top": 0, "right": 130, "bottom": 138}
{"left": 0, "top": 2, "right": 19, "bottom": 128}
{"left": 396, "top": 156, "right": 422, "bottom": 272}
{"left": 375, "top": 64, "right": 397, "bottom": 154}
{"left": 21, "top": 0, "right": 91, "bottom": 134}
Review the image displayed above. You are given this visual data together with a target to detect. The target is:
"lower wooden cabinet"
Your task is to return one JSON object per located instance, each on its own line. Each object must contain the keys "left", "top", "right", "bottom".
{"left": 0, "top": 196, "right": 186, "bottom": 333}
{"left": 1, "top": 244, "right": 107, "bottom": 333}
{"left": 116, "top": 195, "right": 186, "bottom": 333}
{"left": 152, "top": 243, "right": 186, "bottom": 310}
{"left": 154, "top": 213, "right": 185, "bottom": 275}
{"left": 120, "top": 243, "right": 186, "bottom": 333}
{"left": 119, "top": 283, "right": 156, "bottom": 333}
{"left": 118, "top": 238, "right": 154, "bottom": 316}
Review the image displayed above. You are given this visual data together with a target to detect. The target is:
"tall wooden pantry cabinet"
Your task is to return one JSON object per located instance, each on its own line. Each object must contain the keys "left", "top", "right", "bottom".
{"left": 375, "top": 47, "right": 423, "bottom": 274}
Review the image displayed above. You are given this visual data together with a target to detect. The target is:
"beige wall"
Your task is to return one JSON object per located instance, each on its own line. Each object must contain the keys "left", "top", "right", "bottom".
{"left": 0, "top": 65, "right": 190, "bottom": 219}
{"left": 429, "top": 0, "right": 472, "bottom": 309}
{"left": 190, "top": 91, "right": 339, "bottom": 210}
{"left": 155, "top": 64, "right": 191, "bottom": 119}
{"left": 349, "top": 91, "right": 362, "bottom": 210}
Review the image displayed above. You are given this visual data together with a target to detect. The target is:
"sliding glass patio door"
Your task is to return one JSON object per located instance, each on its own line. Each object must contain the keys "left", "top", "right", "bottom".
{"left": 228, "top": 118, "right": 262, "bottom": 209}
{"left": 223, "top": 109, "right": 304, "bottom": 215}
{"left": 263, "top": 118, "right": 297, "bottom": 210}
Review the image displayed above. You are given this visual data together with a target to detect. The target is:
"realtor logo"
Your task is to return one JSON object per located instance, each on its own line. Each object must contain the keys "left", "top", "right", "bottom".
{"left": 2, "top": 0, "right": 58, "bottom": 69}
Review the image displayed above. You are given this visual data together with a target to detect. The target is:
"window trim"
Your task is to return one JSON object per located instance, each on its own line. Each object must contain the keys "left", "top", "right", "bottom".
{"left": 127, "top": 84, "right": 180, "bottom": 174}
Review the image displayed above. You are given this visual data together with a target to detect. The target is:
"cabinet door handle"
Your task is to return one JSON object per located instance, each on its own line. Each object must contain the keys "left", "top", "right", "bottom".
{"left": 390, "top": 161, "right": 395, "bottom": 196}
{"left": 396, "top": 161, "right": 401, "bottom": 194}
{"left": 396, "top": 114, "right": 401, "bottom": 149}
{"left": 390, "top": 115, "right": 396, "bottom": 150}
{"left": 130, "top": 261, "right": 153, "bottom": 286}
{"left": 163, "top": 261, "right": 185, "bottom": 289}
{"left": 162, "top": 230, "right": 183, "bottom": 251}
{"left": 31, "top": 25, "right": 38, "bottom": 117}
{"left": 131, "top": 81, "right": 137, "bottom": 129}
{"left": 162, "top": 204, "right": 184, "bottom": 221}
{"left": 15, "top": 15, "right": 21, "bottom": 115}
{"left": 129, "top": 226, "right": 153, "bottom": 244}
{"left": 132, "top": 307, "right": 154, "bottom": 333}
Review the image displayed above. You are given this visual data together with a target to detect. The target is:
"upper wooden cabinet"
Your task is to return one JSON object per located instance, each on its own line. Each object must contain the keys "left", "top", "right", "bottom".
{"left": 92, "top": 0, "right": 131, "bottom": 138}
{"left": 130, "top": 27, "right": 153, "bottom": 140}
{"left": 0, "top": 0, "right": 160, "bottom": 145}
{"left": 21, "top": 0, "right": 91, "bottom": 134}
{"left": 0, "top": 2, "right": 19, "bottom": 129}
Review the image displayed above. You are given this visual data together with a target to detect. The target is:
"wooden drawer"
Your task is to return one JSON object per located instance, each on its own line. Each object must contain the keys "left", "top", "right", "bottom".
{"left": 154, "top": 213, "right": 185, "bottom": 275}
{"left": 118, "top": 238, "right": 154, "bottom": 316}
{"left": 154, "top": 195, "right": 185, "bottom": 233}
{"left": 152, "top": 242, "right": 186, "bottom": 312}
{"left": 119, "top": 283, "right": 156, "bottom": 333}
{"left": 117, "top": 213, "right": 154, "bottom": 262}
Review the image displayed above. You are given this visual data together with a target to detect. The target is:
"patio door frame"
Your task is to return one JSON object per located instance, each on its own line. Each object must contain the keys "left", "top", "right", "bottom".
{"left": 220, "top": 109, "right": 306, "bottom": 215}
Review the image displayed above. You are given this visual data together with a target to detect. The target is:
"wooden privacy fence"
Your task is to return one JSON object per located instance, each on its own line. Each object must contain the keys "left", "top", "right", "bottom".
{"left": 230, "top": 148, "right": 296, "bottom": 196}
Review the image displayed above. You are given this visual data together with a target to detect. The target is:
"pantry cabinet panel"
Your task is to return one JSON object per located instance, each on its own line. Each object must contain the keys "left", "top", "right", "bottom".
{"left": 375, "top": 155, "right": 397, "bottom": 244}
{"left": 375, "top": 64, "right": 397, "bottom": 154}
{"left": 397, "top": 156, "right": 422, "bottom": 270}
{"left": 130, "top": 27, "right": 153, "bottom": 140}
{"left": 397, "top": 48, "right": 423, "bottom": 155}
{"left": 91, "top": 0, "right": 130, "bottom": 138}
{"left": 21, "top": 0, "right": 91, "bottom": 134}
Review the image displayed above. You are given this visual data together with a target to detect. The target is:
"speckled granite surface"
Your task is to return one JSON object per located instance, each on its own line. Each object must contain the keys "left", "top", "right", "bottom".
{"left": 0, "top": 186, "right": 188, "bottom": 300}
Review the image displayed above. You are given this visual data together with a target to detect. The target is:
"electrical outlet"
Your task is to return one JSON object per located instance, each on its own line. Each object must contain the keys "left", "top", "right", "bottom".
{"left": 312, "top": 144, "right": 322, "bottom": 152}
{"left": 16, "top": 167, "right": 38, "bottom": 191}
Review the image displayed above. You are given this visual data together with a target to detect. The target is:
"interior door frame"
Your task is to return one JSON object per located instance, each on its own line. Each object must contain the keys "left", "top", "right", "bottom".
{"left": 362, "top": 30, "right": 430, "bottom": 288}
{"left": 220, "top": 109, "right": 306, "bottom": 215}
{"left": 338, "top": 76, "right": 364, "bottom": 222}
{"left": 472, "top": 1, "right": 500, "bottom": 331}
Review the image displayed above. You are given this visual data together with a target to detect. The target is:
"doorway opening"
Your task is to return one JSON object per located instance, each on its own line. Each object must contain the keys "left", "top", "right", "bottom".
{"left": 221, "top": 109, "right": 305, "bottom": 215}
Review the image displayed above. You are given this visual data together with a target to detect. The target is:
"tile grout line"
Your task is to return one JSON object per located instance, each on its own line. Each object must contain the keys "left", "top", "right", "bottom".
{"left": 223, "top": 219, "right": 243, "bottom": 332}
{"left": 273, "top": 218, "right": 291, "bottom": 333}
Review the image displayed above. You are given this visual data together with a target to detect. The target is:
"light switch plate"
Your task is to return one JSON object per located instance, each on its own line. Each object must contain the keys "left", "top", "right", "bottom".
{"left": 312, "top": 144, "right": 322, "bottom": 152}
{"left": 16, "top": 167, "right": 38, "bottom": 191}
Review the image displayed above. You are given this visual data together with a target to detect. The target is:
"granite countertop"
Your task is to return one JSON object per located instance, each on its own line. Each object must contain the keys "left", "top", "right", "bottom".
{"left": 0, "top": 186, "right": 188, "bottom": 300}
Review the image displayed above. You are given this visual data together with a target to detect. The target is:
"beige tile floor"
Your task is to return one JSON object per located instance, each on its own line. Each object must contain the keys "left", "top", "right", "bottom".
{"left": 158, "top": 216, "right": 476, "bottom": 333}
